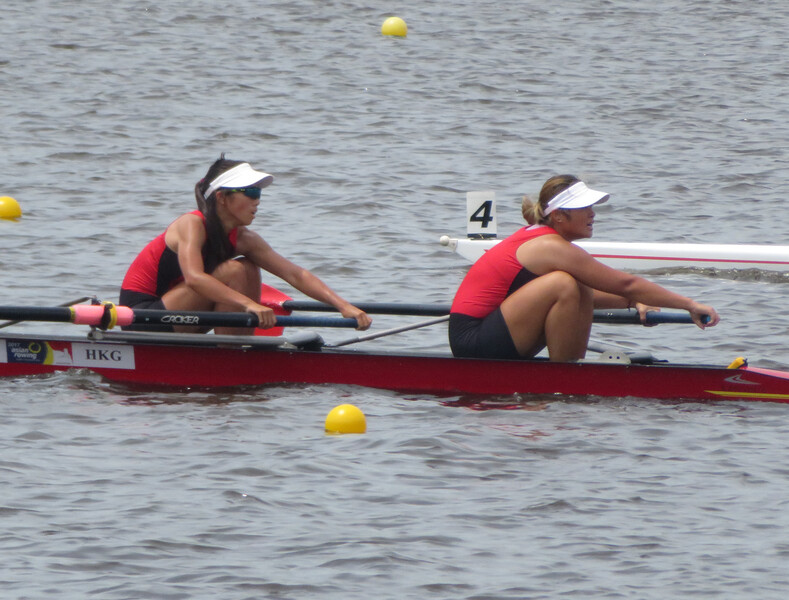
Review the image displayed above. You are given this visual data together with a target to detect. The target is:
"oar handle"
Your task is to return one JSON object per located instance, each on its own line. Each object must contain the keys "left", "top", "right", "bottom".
{"left": 278, "top": 315, "right": 356, "bottom": 328}
{"left": 594, "top": 309, "right": 700, "bottom": 325}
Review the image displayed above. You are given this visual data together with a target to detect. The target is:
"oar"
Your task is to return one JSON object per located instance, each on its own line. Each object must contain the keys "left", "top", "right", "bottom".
{"left": 265, "top": 298, "right": 696, "bottom": 325}
{"left": 258, "top": 283, "right": 697, "bottom": 324}
{"left": 595, "top": 309, "right": 700, "bottom": 325}
{"left": 280, "top": 299, "right": 450, "bottom": 316}
{"left": 259, "top": 285, "right": 447, "bottom": 316}
{"left": 0, "top": 305, "right": 357, "bottom": 330}
{"left": 0, "top": 296, "right": 92, "bottom": 330}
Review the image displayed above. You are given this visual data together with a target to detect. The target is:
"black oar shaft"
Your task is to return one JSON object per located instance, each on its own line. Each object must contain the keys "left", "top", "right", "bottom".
{"left": 281, "top": 300, "right": 450, "bottom": 316}
{"left": 132, "top": 309, "right": 257, "bottom": 328}
{"left": 278, "top": 302, "right": 695, "bottom": 325}
{"left": 596, "top": 310, "right": 695, "bottom": 325}
{"left": 0, "top": 304, "right": 693, "bottom": 328}
{"left": 131, "top": 310, "right": 356, "bottom": 329}
{"left": 0, "top": 306, "right": 357, "bottom": 329}
{"left": 0, "top": 306, "right": 74, "bottom": 322}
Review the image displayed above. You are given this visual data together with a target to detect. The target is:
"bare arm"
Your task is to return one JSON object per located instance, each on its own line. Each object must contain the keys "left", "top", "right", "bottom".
{"left": 518, "top": 235, "right": 719, "bottom": 328}
{"left": 592, "top": 291, "right": 662, "bottom": 326}
{"left": 237, "top": 228, "right": 372, "bottom": 330}
{"left": 592, "top": 290, "right": 630, "bottom": 309}
{"left": 167, "top": 215, "right": 265, "bottom": 313}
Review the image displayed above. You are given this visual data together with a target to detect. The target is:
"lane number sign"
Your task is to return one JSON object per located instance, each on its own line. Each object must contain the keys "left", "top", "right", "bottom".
{"left": 466, "top": 191, "right": 497, "bottom": 238}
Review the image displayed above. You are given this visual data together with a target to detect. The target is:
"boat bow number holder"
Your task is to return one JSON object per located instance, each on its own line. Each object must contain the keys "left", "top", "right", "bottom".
{"left": 466, "top": 191, "right": 497, "bottom": 239}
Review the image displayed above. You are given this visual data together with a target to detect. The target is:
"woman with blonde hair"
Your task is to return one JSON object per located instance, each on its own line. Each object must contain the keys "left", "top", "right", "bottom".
{"left": 448, "top": 175, "right": 719, "bottom": 361}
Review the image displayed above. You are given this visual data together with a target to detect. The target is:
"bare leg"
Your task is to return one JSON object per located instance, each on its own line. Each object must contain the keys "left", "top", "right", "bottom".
{"left": 160, "top": 258, "right": 262, "bottom": 335}
{"left": 212, "top": 258, "right": 261, "bottom": 335}
{"left": 499, "top": 271, "right": 594, "bottom": 362}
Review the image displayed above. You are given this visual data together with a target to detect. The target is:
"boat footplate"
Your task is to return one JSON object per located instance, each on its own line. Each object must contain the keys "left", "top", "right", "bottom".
{"left": 580, "top": 348, "right": 656, "bottom": 365}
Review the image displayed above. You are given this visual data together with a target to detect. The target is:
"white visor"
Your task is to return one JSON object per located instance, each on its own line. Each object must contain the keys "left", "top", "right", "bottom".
{"left": 204, "top": 163, "right": 274, "bottom": 198}
{"left": 543, "top": 182, "right": 609, "bottom": 216}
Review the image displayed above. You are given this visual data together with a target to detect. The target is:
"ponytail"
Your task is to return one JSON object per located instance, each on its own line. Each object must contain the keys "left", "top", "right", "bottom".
{"left": 521, "top": 194, "right": 541, "bottom": 225}
{"left": 195, "top": 179, "right": 207, "bottom": 213}
{"left": 196, "top": 155, "right": 244, "bottom": 273}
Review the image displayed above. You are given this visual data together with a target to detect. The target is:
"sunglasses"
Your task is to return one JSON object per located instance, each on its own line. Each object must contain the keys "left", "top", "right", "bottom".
{"left": 223, "top": 187, "right": 262, "bottom": 200}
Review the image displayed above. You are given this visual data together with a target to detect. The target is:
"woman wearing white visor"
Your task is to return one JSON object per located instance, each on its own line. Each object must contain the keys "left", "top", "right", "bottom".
{"left": 448, "top": 174, "right": 719, "bottom": 361}
{"left": 120, "top": 155, "right": 371, "bottom": 333}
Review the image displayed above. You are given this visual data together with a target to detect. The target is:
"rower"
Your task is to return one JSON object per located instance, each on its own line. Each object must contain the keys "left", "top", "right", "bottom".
{"left": 448, "top": 174, "right": 720, "bottom": 362}
{"left": 119, "top": 155, "right": 371, "bottom": 335}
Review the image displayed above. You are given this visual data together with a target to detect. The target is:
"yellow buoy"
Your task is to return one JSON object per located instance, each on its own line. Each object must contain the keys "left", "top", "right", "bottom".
{"left": 0, "top": 196, "right": 22, "bottom": 220}
{"left": 325, "top": 404, "right": 367, "bottom": 434}
{"left": 381, "top": 16, "right": 407, "bottom": 37}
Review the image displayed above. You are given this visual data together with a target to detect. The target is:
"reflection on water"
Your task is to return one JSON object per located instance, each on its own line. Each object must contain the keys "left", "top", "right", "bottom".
{"left": 639, "top": 267, "right": 789, "bottom": 284}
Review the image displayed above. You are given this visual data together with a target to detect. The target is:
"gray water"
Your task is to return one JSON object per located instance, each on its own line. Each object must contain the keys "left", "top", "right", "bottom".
{"left": 3, "top": 1, "right": 789, "bottom": 598}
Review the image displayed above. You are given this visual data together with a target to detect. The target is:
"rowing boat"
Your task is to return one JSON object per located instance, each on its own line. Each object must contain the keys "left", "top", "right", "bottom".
{"left": 2, "top": 328, "right": 789, "bottom": 403}
{"left": 5, "top": 190, "right": 784, "bottom": 401}
{"left": 0, "top": 292, "right": 784, "bottom": 404}
{"left": 444, "top": 191, "right": 789, "bottom": 271}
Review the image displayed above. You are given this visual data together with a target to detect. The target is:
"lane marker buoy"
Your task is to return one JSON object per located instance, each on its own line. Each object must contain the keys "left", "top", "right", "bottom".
{"left": 325, "top": 404, "right": 367, "bottom": 434}
{"left": 0, "top": 196, "right": 22, "bottom": 220}
{"left": 381, "top": 16, "right": 407, "bottom": 37}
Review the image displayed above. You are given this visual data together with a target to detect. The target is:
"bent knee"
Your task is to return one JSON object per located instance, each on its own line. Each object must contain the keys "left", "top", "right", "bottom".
{"left": 235, "top": 257, "right": 259, "bottom": 277}
{"left": 542, "top": 271, "right": 592, "bottom": 302}
{"left": 542, "top": 270, "right": 579, "bottom": 292}
{"left": 214, "top": 257, "right": 260, "bottom": 284}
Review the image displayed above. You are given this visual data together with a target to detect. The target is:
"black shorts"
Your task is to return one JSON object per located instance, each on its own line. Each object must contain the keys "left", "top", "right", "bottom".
{"left": 118, "top": 289, "right": 173, "bottom": 332}
{"left": 448, "top": 310, "right": 522, "bottom": 359}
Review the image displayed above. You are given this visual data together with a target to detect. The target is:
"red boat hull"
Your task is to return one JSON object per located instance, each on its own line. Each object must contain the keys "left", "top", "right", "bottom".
{"left": 3, "top": 334, "right": 789, "bottom": 402}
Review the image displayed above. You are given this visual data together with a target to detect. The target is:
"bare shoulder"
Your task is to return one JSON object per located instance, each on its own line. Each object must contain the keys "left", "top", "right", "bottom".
{"left": 523, "top": 232, "right": 571, "bottom": 251}
{"left": 517, "top": 233, "right": 585, "bottom": 268}
{"left": 235, "top": 226, "right": 273, "bottom": 254}
{"left": 165, "top": 212, "right": 205, "bottom": 249}
{"left": 167, "top": 212, "right": 203, "bottom": 233}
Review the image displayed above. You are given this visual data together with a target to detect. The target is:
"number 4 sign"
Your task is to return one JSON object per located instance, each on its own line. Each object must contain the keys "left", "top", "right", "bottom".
{"left": 466, "top": 191, "right": 497, "bottom": 239}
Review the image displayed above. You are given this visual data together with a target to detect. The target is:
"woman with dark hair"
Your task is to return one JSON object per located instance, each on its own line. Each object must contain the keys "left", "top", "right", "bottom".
{"left": 448, "top": 174, "right": 719, "bottom": 362}
{"left": 119, "top": 156, "right": 371, "bottom": 334}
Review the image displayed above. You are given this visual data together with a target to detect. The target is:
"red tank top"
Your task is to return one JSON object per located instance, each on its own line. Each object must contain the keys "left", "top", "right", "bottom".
{"left": 121, "top": 210, "right": 239, "bottom": 297}
{"left": 450, "top": 225, "right": 557, "bottom": 318}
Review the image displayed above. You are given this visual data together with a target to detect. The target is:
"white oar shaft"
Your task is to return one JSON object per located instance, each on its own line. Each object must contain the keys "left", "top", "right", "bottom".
{"left": 440, "top": 236, "right": 789, "bottom": 271}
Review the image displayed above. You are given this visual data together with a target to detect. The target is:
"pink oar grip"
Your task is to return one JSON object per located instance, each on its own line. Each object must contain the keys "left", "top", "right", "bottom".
{"left": 70, "top": 304, "right": 135, "bottom": 327}
{"left": 115, "top": 306, "right": 134, "bottom": 326}
{"left": 70, "top": 305, "right": 107, "bottom": 325}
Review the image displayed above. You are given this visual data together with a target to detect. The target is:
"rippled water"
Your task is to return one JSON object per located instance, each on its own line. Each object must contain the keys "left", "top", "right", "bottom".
{"left": 3, "top": 1, "right": 789, "bottom": 598}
